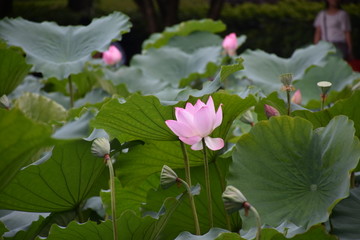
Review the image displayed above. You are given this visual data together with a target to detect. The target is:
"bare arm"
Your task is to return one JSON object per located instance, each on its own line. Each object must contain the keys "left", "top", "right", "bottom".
{"left": 314, "top": 26, "right": 321, "bottom": 44}
{"left": 345, "top": 31, "right": 353, "bottom": 59}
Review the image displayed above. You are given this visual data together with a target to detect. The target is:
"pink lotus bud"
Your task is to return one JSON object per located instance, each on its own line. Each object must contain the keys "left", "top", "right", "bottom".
{"left": 222, "top": 33, "right": 238, "bottom": 56}
{"left": 264, "top": 104, "right": 280, "bottom": 119}
{"left": 291, "top": 89, "right": 302, "bottom": 105}
{"left": 102, "top": 45, "right": 122, "bottom": 65}
{"left": 165, "top": 96, "right": 224, "bottom": 151}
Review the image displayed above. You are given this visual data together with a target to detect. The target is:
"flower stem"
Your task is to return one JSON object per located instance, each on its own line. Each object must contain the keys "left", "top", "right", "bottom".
{"left": 320, "top": 94, "right": 326, "bottom": 111}
{"left": 214, "top": 161, "right": 231, "bottom": 230}
{"left": 286, "top": 90, "right": 291, "bottom": 115}
{"left": 202, "top": 138, "right": 213, "bottom": 228}
{"left": 250, "top": 206, "right": 261, "bottom": 240}
{"left": 105, "top": 156, "right": 118, "bottom": 240}
{"left": 177, "top": 178, "right": 201, "bottom": 235}
{"left": 180, "top": 141, "right": 192, "bottom": 186}
{"left": 68, "top": 76, "right": 74, "bottom": 108}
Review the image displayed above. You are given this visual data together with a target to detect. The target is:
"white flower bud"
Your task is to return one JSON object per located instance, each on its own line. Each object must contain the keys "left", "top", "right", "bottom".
{"left": 91, "top": 137, "right": 110, "bottom": 158}
{"left": 222, "top": 185, "right": 248, "bottom": 214}
{"left": 160, "top": 165, "right": 178, "bottom": 189}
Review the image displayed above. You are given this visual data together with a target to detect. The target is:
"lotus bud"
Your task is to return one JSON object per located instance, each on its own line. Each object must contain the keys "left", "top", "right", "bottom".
{"left": 160, "top": 165, "right": 179, "bottom": 189}
{"left": 0, "top": 95, "right": 10, "bottom": 109}
{"left": 222, "top": 185, "right": 249, "bottom": 214}
{"left": 91, "top": 137, "right": 110, "bottom": 159}
{"left": 264, "top": 104, "right": 280, "bottom": 119}
{"left": 240, "top": 110, "right": 254, "bottom": 126}
{"left": 291, "top": 89, "right": 302, "bottom": 105}
{"left": 317, "top": 81, "right": 332, "bottom": 95}
{"left": 222, "top": 33, "right": 238, "bottom": 56}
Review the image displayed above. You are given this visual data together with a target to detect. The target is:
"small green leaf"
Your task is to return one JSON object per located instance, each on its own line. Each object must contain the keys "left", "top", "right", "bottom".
{"left": 14, "top": 92, "right": 67, "bottom": 124}
{"left": 220, "top": 58, "right": 244, "bottom": 82}
{"left": 0, "top": 48, "right": 31, "bottom": 96}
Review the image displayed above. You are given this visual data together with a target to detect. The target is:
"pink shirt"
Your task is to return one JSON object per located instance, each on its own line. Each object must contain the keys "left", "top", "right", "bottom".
{"left": 314, "top": 10, "right": 351, "bottom": 43}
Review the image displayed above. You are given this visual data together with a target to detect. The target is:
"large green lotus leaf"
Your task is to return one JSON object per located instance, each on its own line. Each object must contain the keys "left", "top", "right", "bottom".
{"left": 0, "top": 140, "right": 108, "bottom": 212}
{"left": 142, "top": 159, "right": 241, "bottom": 238}
{"left": 239, "top": 41, "right": 334, "bottom": 93}
{"left": 176, "top": 228, "right": 233, "bottom": 240}
{"left": 130, "top": 46, "right": 221, "bottom": 87}
{"left": 294, "top": 56, "right": 360, "bottom": 105}
{"left": 331, "top": 186, "right": 360, "bottom": 240}
{"left": 46, "top": 197, "right": 184, "bottom": 240}
{"left": 92, "top": 94, "right": 175, "bottom": 142}
{"left": 167, "top": 31, "right": 223, "bottom": 53}
{"left": 228, "top": 116, "right": 360, "bottom": 229}
{"left": 142, "top": 19, "right": 226, "bottom": 50}
{"left": 14, "top": 92, "right": 67, "bottom": 124}
{"left": 0, "top": 48, "right": 32, "bottom": 96}
{"left": 104, "top": 93, "right": 256, "bottom": 185}
{"left": 0, "top": 12, "right": 131, "bottom": 79}
{"left": 0, "top": 109, "right": 52, "bottom": 192}
{"left": 293, "top": 90, "right": 360, "bottom": 139}
{"left": 100, "top": 174, "right": 159, "bottom": 217}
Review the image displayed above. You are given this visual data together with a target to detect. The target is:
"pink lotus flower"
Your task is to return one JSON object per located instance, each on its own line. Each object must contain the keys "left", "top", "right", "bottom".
{"left": 102, "top": 45, "right": 122, "bottom": 65}
{"left": 291, "top": 89, "right": 302, "bottom": 105}
{"left": 165, "top": 96, "right": 224, "bottom": 151}
{"left": 222, "top": 33, "right": 238, "bottom": 56}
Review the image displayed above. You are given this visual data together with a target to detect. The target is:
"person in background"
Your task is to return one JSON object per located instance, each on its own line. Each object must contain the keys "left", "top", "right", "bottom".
{"left": 313, "top": 0, "right": 353, "bottom": 60}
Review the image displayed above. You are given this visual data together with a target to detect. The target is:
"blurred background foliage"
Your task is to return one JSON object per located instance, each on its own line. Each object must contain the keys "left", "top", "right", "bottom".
{"left": 1, "top": 0, "right": 359, "bottom": 62}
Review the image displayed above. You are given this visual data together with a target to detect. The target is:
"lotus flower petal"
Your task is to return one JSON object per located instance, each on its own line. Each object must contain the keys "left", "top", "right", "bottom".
{"left": 179, "top": 136, "right": 202, "bottom": 145}
{"left": 165, "top": 120, "right": 195, "bottom": 137}
{"left": 205, "top": 136, "right": 224, "bottom": 151}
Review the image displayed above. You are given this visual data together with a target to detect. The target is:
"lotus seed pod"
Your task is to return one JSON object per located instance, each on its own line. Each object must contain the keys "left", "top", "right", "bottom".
{"left": 317, "top": 81, "right": 332, "bottom": 95}
{"left": 280, "top": 73, "right": 293, "bottom": 86}
{"left": 222, "top": 185, "right": 248, "bottom": 214}
{"left": 160, "top": 165, "right": 178, "bottom": 189}
{"left": 91, "top": 137, "right": 110, "bottom": 158}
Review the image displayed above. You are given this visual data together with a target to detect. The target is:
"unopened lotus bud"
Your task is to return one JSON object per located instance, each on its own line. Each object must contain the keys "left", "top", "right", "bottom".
{"left": 91, "top": 137, "right": 110, "bottom": 159}
{"left": 280, "top": 73, "right": 293, "bottom": 87}
{"left": 0, "top": 95, "right": 10, "bottom": 109}
{"left": 222, "top": 185, "right": 248, "bottom": 214}
{"left": 317, "top": 81, "right": 332, "bottom": 95}
{"left": 291, "top": 89, "right": 302, "bottom": 105}
{"left": 160, "top": 165, "right": 178, "bottom": 189}
{"left": 240, "top": 110, "right": 254, "bottom": 126}
{"left": 264, "top": 104, "right": 280, "bottom": 119}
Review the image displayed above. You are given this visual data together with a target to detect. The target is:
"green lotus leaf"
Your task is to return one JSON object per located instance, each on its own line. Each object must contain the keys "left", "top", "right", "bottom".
{"left": 0, "top": 140, "right": 108, "bottom": 212}
{"left": 294, "top": 56, "right": 360, "bottom": 105}
{"left": 228, "top": 115, "right": 360, "bottom": 229}
{"left": 0, "top": 48, "right": 32, "bottom": 96}
{"left": 130, "top": 46, "right": 221, "bottom": 87}
{"left": 0, "top": 109, "right": 52, "bottom": 192}
{"left": 92, "top": 94, "right": 175, "bottom": 142}
{"left": 46, "top": 197, "right": 185, "bottom": 240}
{"left": 239, "top": 41, "right": 334, "bottom": 93}
{"left": 331, "top": 186, "right": 360, "bottom": 240}
{"left": 293, "top": 90, "right": 360, "bottom": 139}
{"left": 0, "top": 12, "right": 131, "bottom": 79}
{"left": 14, "top": 92, "right": 67, "bottom": 124}
{"left": 142, "top": 19, "right": 226, "bottom": 50}
{"left": 175, "top": 228, "right": 233, "bottom": 240}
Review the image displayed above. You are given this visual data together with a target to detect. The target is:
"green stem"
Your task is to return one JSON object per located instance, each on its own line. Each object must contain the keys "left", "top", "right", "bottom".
{"left": 106, "top": 157, "right": 118, "bottom": 240}
{"left": 180, "top": 141, "right": 192, "bottom": 186}
{"left": 68, "top": 76, "right": 74, "bottom": 108}
{"left": 202, "top": 138, "right": 213, "bottom": 228}
{"left": 177, "top": 178, "right": 201, "bottom": 235}
{"left": 286, "top": 90, "right": 291, "bottom": 115}
{"left": 321, "top": 94, "right": 326, "bottom": 111}
{"left": 214, "top": 161, "right": 232, "bottom": 230}
{"left": 250, "top": 206, "right": 261, "bottom": 240}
